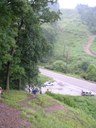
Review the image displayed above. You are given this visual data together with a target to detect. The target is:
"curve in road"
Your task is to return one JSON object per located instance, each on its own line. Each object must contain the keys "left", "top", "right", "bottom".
{"left": 40, "top": 68, "right": 96, "bottom": 95}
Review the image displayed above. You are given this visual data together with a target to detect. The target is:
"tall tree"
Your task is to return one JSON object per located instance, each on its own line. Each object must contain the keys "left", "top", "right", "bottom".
{"left": 0, "top": 0, "right": 60, "bottom": 90}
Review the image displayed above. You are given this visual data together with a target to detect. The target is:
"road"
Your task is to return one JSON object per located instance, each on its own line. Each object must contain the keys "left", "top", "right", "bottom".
{"left": 40, "top": 68, "right": 96, "bottom": 96}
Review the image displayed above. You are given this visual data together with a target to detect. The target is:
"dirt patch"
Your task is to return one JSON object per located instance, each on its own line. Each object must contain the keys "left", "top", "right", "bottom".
{"left": 20, "top": 94, "right": 36, "bottom": 108}
{"left": 45, "top": 103, "right": 65, "bottom": 113}
{"left": 84, "top": 35, "right": 96, "bottom": 57}
{"left": 0, "top": 101, "right": 31, "bottom": 128}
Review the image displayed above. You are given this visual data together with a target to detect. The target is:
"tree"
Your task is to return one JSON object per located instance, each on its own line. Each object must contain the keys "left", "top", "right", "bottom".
{"left": 86, "top": 64, "right": 96, "bottom": 81}
{"left": 0, "top": 0, "right": 60, "bottom": 90}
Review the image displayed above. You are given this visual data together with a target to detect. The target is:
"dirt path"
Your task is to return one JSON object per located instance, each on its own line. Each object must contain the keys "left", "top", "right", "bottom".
{"left": 0, "top": 101, "right": 31, "bottom": 128}
{"left": 0, "top": 94, "right": 38, "bottom": 128}
{"left": 20, "top": 94, "right": 36, "bottom": 108}
{"left": 84, "top": 35, "right": 96, "bottom": 57}
{"left": 45, "top": 103, "right": 65, "bottom": 113}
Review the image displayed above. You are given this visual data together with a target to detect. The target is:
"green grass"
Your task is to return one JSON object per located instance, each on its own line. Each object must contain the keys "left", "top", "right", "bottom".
{"left": 2, "top": 90, "right": 28, "bottom": 108}
{"left": 1, "top": 90, "right": 96, "bottom": 128}
{"left": 38, "top": 74, "right": 54, "bottom": 85}
{"left": 53, "top": 9, "right": 89, "bottom": 59}
{"left": 47, "top": 92, "right": 96, "bottom": 119}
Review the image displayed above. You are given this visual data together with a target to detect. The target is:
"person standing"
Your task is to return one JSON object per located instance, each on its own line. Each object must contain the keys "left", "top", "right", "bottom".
{"left": 40, "top": 88, "right": 42, "bottom": 94}
{"left": 32, "top": 88, "right": 37, "bottom": 97}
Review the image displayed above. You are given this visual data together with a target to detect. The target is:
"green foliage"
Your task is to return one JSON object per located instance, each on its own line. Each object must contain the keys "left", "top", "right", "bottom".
{"left": 47, "top": 93, "right": 96, "bottom": 119}
{"left": 40, "top": 23, "right": 57, "bottom": 62}
{"left": 11, "top": 65, "right": 25, "bottom": 79}
{"left": 78, "top": 61, "right": 90, "bottom": 72}
{"left": 47, "top": 92, "right": 76, "bottom": 107}
{"left": 53, "top": 9, "right": 88, "bottom": 61}
{"left": 37, "top": 74, "right": 53, "bottom": 85}
{"left": 91, "top": 37, "right": 96, "bottom": 52}
{"left": 2, "top": 90, "right": 28, "bottom": 108}
{"left": 52, "top": 60, "right": 66, "bottom": 72}
{"left": 86, "top": 64, "right": 96, "bottom": 81}
{"left": 71, "top": 61, "right": 90, "bottom": 75}
{"left": 0, "top": 0, "right": 60, "bottom": 90}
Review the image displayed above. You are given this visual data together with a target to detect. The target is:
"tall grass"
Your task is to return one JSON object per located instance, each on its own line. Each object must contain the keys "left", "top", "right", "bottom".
{"left": 47, "top": 92, "right": 96, "bottom": 119}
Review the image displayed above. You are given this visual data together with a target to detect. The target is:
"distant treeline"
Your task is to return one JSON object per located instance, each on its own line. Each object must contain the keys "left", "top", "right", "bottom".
{"left": 76, "top": 4, "right": 96, "bottom": 33}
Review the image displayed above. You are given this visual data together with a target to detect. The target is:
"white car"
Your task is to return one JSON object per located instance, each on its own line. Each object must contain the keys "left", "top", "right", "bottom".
{"left": 44, "top": 81, "right": 54, "bottom": 86}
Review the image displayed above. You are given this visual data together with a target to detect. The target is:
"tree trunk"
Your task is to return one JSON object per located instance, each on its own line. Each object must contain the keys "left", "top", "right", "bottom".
{"left": 6, "top": 48, "right": 15, "bottom": 90}
{"left": 18, "top": 78, "right": 21, "bottom": 90}
{"left": 6, "top": 62, "right": 10, "bottom": 90}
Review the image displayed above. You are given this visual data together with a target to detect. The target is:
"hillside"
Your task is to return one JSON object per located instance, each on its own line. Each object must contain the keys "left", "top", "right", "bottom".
{"left": 1, "top": 91, "right": 96, "bottom": 128}
{"left": 42, "top": 9, "right": 96, "bottom": 80}
{"left": 53, "top": 9, "right": 95, "bottom": 61}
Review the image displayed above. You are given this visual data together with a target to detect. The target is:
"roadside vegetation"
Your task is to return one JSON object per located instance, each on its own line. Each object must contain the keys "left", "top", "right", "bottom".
{"left": 38, "top": 74, "right": 53, "bottom": 86}
{"left": 47, "top": 92, "right": 96, "bottom": 119}
{"left": 1, "top": 91, "right": 96, "bottom": 128}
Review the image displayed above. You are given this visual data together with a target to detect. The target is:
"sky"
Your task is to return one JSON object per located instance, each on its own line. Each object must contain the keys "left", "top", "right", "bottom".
{"left": 58, "top": 0, "right": 96, "bottom": 9}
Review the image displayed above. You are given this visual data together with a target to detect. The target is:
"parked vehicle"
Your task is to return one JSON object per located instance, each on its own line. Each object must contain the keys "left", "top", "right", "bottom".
{"left": 81, "top": 90, "right": 94, "bottom": 96}
{"left": 44, "top": 81, "right": 54, "bottom": 86}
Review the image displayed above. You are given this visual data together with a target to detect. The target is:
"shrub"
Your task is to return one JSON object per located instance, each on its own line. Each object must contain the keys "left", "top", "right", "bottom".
{"left": 52, "top": 60, "right": 67, "bottom": 72}
{"left": 78, "top": 61, "right": 90, "bottom": 72}
{"left": 44, "top": 65, "right": 53, "bottom": 70}
{"left": 86, "top": 64, "right": 96, "bottom": 81}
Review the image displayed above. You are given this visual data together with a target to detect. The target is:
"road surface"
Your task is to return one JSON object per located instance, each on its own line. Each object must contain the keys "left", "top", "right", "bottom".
{"left": 40, "top": 68, "right": 96, "bottom": 96}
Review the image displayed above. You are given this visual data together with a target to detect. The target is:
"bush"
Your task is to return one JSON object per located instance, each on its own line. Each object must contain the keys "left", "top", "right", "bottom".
{"left": 78, "top": 61, "right": 90, "bottom": 72}
{"left": 86, "top": 64, "right": 96, "bottom": 81}
{"left": 37, "top": 74, "right": 53, "bottom": 88}
{"left": 44, "top": 65, "right": 53, "bottom": 70}
{"left": 52, "top": 60, "right": 67, "bottom": 73}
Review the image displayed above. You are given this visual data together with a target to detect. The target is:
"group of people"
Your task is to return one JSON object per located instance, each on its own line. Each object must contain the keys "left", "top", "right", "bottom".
{"left": 28, "top": 86, "right": 42, "bottom": 96}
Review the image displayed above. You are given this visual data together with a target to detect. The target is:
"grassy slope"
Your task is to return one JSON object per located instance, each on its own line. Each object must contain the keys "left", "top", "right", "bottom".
{"left": 52, "top": 9, "right": 96, "bottom": 64}
{"left": 38, "top": 74, "right": 53, "bottom": 85}
{"left": 1, "top": 91, "right": 96, "bottom": 128}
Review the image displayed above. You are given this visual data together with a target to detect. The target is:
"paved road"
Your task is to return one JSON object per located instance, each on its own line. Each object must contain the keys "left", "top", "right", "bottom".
{"left": 40, "top": 68, "right": 96, "bottom": 95}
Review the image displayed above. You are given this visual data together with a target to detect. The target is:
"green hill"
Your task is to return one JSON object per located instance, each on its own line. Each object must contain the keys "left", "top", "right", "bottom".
{"left": 1, "top": 91, "right": 96, "bottom": 128}
{"left": 53, "top": 9, "right": 90, "bottom": 60}
{"left": 42, "top": 9, "right": 96, "bottom": 79}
